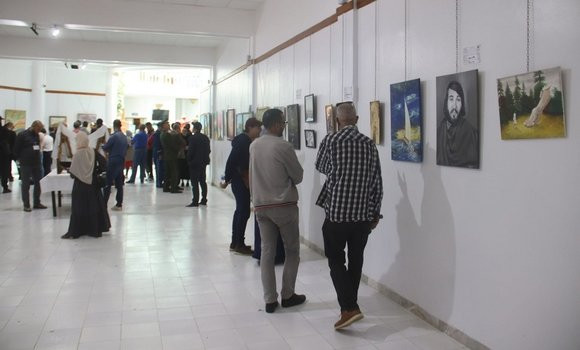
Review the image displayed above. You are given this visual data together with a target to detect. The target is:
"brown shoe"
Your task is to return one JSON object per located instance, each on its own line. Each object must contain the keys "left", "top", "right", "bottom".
{"left": 334, "top": 309, "right": 364, "bottom": 330}
{"left": 233, "top": 245, "right": 253, "bottom": 255}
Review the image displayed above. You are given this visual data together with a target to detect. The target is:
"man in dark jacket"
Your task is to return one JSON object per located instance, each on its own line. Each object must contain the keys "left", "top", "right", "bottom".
{"left": 13, "top": 120, "right": 47, "bottom": 211}
{"left": 186, "top": 122, "right": 210, "bottom": 207}
{"left": 0, "top": 120, "right": 16, "bottom": 193}
{"left": 152, "top": 121, "right": 165, "bottom": 188}
{"left": 161, "top": 122, "right": 184, "bottom": 193}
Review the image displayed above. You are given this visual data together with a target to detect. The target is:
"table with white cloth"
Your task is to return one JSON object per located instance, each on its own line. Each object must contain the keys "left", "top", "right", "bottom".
{"left": 39, "top": 170, "right": 74, "bottom": 217}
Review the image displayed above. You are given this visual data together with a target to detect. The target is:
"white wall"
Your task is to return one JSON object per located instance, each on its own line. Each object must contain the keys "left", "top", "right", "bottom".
{"left": 124, "top": 96, "right": 176, "bottom": 123}
{"left": 212, "top": 1, "right": 580, "bottom": 349}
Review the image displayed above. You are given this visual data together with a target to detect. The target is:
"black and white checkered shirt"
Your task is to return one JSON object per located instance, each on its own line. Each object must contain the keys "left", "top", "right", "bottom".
{"left": 315, "top": 125, "right": 383, "bottom": 223}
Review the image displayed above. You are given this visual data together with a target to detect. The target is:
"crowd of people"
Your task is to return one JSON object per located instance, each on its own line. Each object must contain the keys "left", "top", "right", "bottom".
{"left": 0, "top": 103, "right": 384, "bottom": 330}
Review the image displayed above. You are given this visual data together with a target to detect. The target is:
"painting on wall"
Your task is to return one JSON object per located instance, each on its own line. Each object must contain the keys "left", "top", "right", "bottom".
{"left": 256, "top": 107, "right": 269, "bottom": 121}
{"left": 49, "top": 116, "right": 67, "bottom": 129}
{"left": 325, "top": 105, "right": 336, "bottom": 134}
{"left": 390, "top": 79, "right": 422, "bottom": 162}
{"left": 304, "top": 129, "right": 316, "bottom": 148}
{"left": 4, "top": 109, "right": 26, "bottom": 132}
{"left": 199, "top": 113, "right": 212, "bottom": 137}
{"left": 370, "top": 101, "right": 381, "bottom": 145}
{"left": 236, "top": 112, "right": 253, "bottom": 135}
{"left": 497, "top": 67, "right": 565, "bottom": 140}
{"left": 436, "top": 70, "right": 479, "bottom": 169}
{"left": 304, "top": 94, "right": 315, "bottom": 122}
{"left": 286, "top": 104, "right": 300, "bottom": 150}
{"left": 226, "top": 109, "right": 236, "bottom": 140}
{"left": 77, "top": 113, "right": 97, "bottom": 123}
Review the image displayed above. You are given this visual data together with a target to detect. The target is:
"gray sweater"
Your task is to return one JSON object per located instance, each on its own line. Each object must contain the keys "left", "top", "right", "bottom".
{"left": 249, "top": 133, "right": 303, "bottom": 208}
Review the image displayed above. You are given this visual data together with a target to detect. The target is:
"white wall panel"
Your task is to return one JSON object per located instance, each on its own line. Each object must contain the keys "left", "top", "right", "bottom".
{"left": 0, "top": 90, "right": 31, "bottom": 124}
{"left": 356, "top": 3, "right": 376, "bottom": 138}
{"left": 330, "top": 21, "right": 343, "bottom": 103}
{"left": 278, "top": 47, "right": 295, "bottom": 106}
{"left": 45, "top": 94, "right": 106, "bottom": 122}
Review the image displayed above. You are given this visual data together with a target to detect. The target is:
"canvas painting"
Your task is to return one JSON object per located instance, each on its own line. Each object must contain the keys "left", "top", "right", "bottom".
{"left": 4, "top": 109, "right": 26, "bottom": 132}
{"left": 77, "top": 113, "right": 97, "bottom": 123}
{"left": 226, "top": 109, "right": 236, "bottom": 140}
{"left": 304, "top": 129, "right": 316, "bottom": 148}
{"left": 497, "top": 67, "right": 565, "bottom": 140}
{"left": 436, "top": 70, "right": 479, "bottom": 169}
{"left": 256, "top": 107, "right": 269, "bottom": 121}
{"left": 236, "top": 112, "right": 253, "bottom": 135}
{"left": 286, "top": 104, "right": 300, "bottom": 150}
{"left": 390, "top": 79, "right": 422, "bottom": 162}
{"left": 370, "top": 101, "right": 381, "bottom": 145}
{"left": 325, "top": 105, "right": 335, "bottom": 134}
{"left": 49, "top": 116, "right": 67, "bottom": 129}
{"left": 199, "top": 113, "right": 212, "bottom": 137}
{"left": 216, "top": 111, "right": 224, "bottom": 140}
{"left": 304, "top": 94, "right": 315, "bottom": 122}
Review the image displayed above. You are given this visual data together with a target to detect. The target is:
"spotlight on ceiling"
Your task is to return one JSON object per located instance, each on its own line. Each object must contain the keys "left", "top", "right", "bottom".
{"left": 51, "top": 26, "right": 60, "bottom": 37}
{"left": 30, "top": 23, "right": 39, "bottom": 36}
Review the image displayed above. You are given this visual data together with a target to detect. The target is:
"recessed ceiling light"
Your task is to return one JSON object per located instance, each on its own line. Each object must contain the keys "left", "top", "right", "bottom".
{"left": 51, "top": 26, "right": 60, "bottom": 37}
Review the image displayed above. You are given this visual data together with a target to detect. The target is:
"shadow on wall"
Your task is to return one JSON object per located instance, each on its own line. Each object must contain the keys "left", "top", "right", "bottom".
{"left": 383, "top": 144, "right": 456, "bottom": 323}
{"left": 306, "top": 165, "right": 324, "bottom": 246}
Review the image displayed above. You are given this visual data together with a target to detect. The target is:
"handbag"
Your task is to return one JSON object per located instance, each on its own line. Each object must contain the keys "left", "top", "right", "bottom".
{"left": 94, "top": 150, "right": 107, "bottom": 188}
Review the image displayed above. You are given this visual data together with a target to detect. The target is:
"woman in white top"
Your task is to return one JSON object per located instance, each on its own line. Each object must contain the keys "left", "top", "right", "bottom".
{"left": 40, "top": 128, "right": 54, "bottom": 176}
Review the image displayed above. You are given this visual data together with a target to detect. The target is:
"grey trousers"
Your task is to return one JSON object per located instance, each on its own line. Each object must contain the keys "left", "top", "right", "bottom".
{"left": 256, "top": 205, "right": 300, "bottom": 303}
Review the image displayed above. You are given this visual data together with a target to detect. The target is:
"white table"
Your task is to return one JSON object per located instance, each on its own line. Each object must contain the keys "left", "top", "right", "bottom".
{"left": 39, "top": 170, "right": 74, "bottom": 217}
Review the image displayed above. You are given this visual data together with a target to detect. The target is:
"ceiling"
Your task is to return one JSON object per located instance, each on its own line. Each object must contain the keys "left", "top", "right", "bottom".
{"left": 117, "top": 0, "right": 265, "bottom": 11}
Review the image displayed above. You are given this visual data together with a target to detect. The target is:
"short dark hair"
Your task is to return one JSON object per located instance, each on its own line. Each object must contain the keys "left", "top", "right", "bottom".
{"left": 443, "top": 81, "right": 466, "bottom": 119}
{"left": 82, "top": 121, "right": 88, "bottom": 127}
{"left": 244, "top": 117, "right": 263, "bottom": 132}
{"left": 192, "top": 122, "right": 202, "bottom": 131}
{"left": 262, "top": 109, "right": 283, "bottom": 129}
{"left": 96, "top": 118, "right": 103, "bottom": 126}
{"left": 113, "top": 119, "right": 122, "bottom": 129}
{"left": 73, "top": 121, "right": 81, "bottom": 128}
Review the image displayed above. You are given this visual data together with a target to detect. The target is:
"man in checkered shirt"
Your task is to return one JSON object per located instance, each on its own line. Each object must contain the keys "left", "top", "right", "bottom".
{"left": 315, "top": 102, "right": 383, "bottom": 330}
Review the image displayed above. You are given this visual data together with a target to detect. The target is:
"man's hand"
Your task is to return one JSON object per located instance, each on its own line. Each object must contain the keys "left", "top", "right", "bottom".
{"left": 370, "top": 214, "right": 383, "bottom": 231}
{"left": 219, "top": 181, "right": 229, "bottom": 189}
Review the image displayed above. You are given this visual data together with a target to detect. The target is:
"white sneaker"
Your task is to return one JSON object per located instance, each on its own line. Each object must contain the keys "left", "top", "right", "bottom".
{"left": 111, "top": 205, "right": 122, "bottom": 211}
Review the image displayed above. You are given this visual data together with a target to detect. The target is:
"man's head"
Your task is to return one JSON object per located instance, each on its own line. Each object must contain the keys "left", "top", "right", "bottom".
{"left": 244, "top": 117, "right": 264, "bottom": 139}
{"left": 96, "top": 118, "right": 103, "bottom": 127}
{"left": 5, "top": 122, "right": 14, "bottom": 130}
{"left": 160, "top": 120, "right": 169, "bottom": 131}
{"left": 444, "top": 81, "right": 465, "bottom": 121}
{"left": 73, "top": 121, "right": 81, "bottom": 129}
{"left": 139, "top": 124, "right": 146, "bottom": 132}
{"left": 171, "top": 122, "right": 181, "bottom": 132}
{"left": 336, "top": 102, "right": 358, "bottom": 130}
{"left": 192, "top": 122, "right": 202, "bottom": 133}
{"left": 82, "top": 121, "right": 88, "bottom": 128}
{"left": 30, "top": 120, "right": 44, "bottom": 134}
{"left": 113, "top": 119, "right": 122, "bottom": 131}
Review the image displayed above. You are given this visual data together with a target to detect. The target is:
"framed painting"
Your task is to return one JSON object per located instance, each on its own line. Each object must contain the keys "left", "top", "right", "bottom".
{"left": 436, "top": 70, "right": 479, "bottom": 169}
{"left": 236, "top": 112, "right": 253, "bottom": 135}
{"left": 304, "top": 94, "right": 315, "bottom": 122}
{"left": 286, "top": 104, "right": 300, "bottom": 150}
{"left": 226, "top": 108, "right": 236, "bottom": 140}
{"left": 370, "top": 101, "right": 381, "bottom": 145}
{"left": 325, "top": 105, "right": 335, "bottom": 134}
{"left": 49, "top": 116, "right": 67, "bottom": 129}
{"left": 199, "top": 113, "right": 212, "bottom": 137}
{"left": 216, "top": 110, "right": 224, "bottom": 140}
{"left": 390, "top": 78, "right": 423, "bottom": 162}
{"left": 304, "top": 129, "right": 316, "bottom": 148}
{"left": 77, "top": 113, "right": 97, "bottom": 123}
{"left": 4, "top": 109, "right": 26, "bottom": 132}
{"left": 497, "top": 66, "right": 565, "bottom": 140}
{"left": 256, "top": 106, "right": 269, "bottom": 121}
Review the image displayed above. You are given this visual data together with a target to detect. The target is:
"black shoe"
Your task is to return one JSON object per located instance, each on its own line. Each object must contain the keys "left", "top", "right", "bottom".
{"left": 233, "top": 245, "right": 253, "bottom": 255}
{"left": 61, "top": 233, "right": 73, "bottom": 239}
{"left": 163, "top": 189, "right": 171, "bottom": 193}
{"left": 2, "top": 188, "right": 11, "bottom": 193}
{"left": 186, "top": 202, "right": 199, "bottom": 207}
{"left": 33, "top": 203, "right": 47, "bottom": 209}
{"left": 23, "top": 206, "right": 31, "bottom": 212}
{"left": 126, "top": 180, "right": 135, "bottom": 184}
{"left": 229, "top": 243, "right": 236, "bottom": 251}
{"left": 199, "top": 200, "right": 207, "bottom": 205}
{"left": 265, "top": 301, "right": 279, "bottom": 313}
{"left": 171, "top": 190, "right": 183, "bottom": 193}
{"left": 281, "top": 294, "right": 306, "bottom": 308}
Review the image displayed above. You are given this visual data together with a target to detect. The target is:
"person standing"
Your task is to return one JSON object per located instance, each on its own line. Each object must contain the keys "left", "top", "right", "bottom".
{"left": 102, "top": 119, "right": 128, "bottom": 211}
{"left": 161, "top": 122, "right": 184, "bottom": 193}
{"left": 186, "top": 122, "right": 210, "bottom": 207}
{"left": 41, "top": 128, "right": 54, "bottom": 176}
{"left": 179, "top": 123, "right": 191, "bottom": 187}
{"left": 221, "top": 117, "right": 262, "bottom": 255}
{"left": 249, "top": 109, "right": 305, "bottom": 313}
{"left": 315, "top": 102, "right": 383, "bottom": 329}
{"left": 145, "top": 122, "right": 155, "bottom": 181}
{"left": 0, "top": 120, "right": 16, "bottom": 193}
{"left": 127, "top": 124, "right": 147, "bottom": 184}
{"left": 152, "top": 121, "right": 165, "bottom": 188}
{"left": 13, "top": 120, "right": 47, "bottom": 211}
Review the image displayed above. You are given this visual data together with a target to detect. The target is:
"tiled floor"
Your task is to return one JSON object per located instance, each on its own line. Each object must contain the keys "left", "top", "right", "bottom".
{"left": 0, "top": 180, "right": 466, "bottom": 350}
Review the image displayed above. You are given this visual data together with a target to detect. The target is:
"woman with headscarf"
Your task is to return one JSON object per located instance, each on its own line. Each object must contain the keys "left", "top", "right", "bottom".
{"left": 61, "top": 132, "right": 111, "bottom": 239}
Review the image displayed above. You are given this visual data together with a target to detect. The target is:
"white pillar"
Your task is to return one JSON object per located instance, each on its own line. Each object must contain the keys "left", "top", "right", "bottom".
{"left": 30, "top": 61, "right": 46, "bottom": 128}
{"left": 105, "top": 69, "right": 118, "bottom": 126}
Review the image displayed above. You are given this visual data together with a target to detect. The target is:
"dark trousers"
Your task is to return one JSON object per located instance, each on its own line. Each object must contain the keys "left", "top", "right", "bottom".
{"left": 153, "top": 152, "right": 164, "bottom": 188}
{"left": 103, "top": 157, "right": 124, "bottom": 207}
{"left": 322, "top": 218, "right": 371, "bottom": 312}
{"left": 42, "top": 151, "right": 52, "bottom": 177}
{"left": 163, "top": 158, "right": 179, "bottom": 192}
{"left": 231, "top": 176, "right": 250, "bottom": 247}
{"left": 146, "top": 149, "right": 153, "bottom": 179}
{"left": 0, "top": 156, "right": 10, "bottom": 189}
{"left": 129, "top": 148, "right": 146, "bottom": 182}
{"left": 188, "top": 163, "right": 207, "bottom": 204}
{"left": 20, "top": 165, "right": 42, "bottom": 207}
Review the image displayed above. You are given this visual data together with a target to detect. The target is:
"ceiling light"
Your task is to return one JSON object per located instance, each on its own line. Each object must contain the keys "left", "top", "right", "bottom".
{"left": 51, "top": 26, "right": 60, "bottom": 37}
{"left": 0, "top": 19, "right": 28, "bottom": 27}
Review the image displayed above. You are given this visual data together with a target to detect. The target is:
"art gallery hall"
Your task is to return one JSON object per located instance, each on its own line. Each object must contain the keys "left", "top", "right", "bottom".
{"left": 0, "top": 1, "right": 578, "bottom": 349}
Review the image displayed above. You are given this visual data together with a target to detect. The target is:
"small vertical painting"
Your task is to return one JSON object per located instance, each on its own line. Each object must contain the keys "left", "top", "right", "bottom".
{"left": 256, "top": 107, "right": 269, "bottom": 121}
{"left": 436, "top": 70, "right": 479, "bottom": 169}
{"left": 4, "top": 109, "right": 26, "bottom": 133}
{"left": 286, "top": 104, "right": 300, "bottom": 150}
{"left": 236, "top": 112, "right": 253, "bottom": 136}
{"left": 390, "top": 79, "right": 422, "bottom": 162}
{"left": 199, "top": 113, "right": 212, "bottom": 137}
{"left": 304, "top": 94, "right": 315, "bottom": 122}
{"left": 370, "top": 101, "right": 381, "bottom": 145}
{"left": 304, "top": 129, "right": 316, "bottom": 148}
{"left": 497, "top": 67, "right": 565, "bottom": 140}
{"left": 215, "top": 111, "right": 224, "bottom": 140}
{"left": 325, "top": 105, "right": 335, "bottom": 134}
{"left": 226, "top": 109, "right": 236, "bottom": 140}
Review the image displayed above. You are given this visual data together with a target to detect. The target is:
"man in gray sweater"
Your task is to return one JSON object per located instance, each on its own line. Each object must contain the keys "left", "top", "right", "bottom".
{"left": 249, "top": 108, "right": 306, "bottom": 313}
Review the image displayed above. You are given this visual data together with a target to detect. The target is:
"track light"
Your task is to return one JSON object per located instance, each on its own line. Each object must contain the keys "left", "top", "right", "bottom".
{"left": 30, "top": 23, "right": 38, "bottom": 36}
{"left": 51, "top": 26, "right": 60, "bottom": 37}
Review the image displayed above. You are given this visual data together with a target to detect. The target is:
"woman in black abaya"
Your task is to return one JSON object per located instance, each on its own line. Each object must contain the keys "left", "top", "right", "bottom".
{"left": 61, "top": 132, "right": 111, "bottom": 239}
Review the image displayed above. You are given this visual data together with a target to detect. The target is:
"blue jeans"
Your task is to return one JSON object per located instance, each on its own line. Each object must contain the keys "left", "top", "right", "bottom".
{"left": 153, "top": 151, "right": 164, "bottom": 188}
{"left": 129, "top": 148, "right": 146, "bottom": 182}
{"left": 103, "top": 156, "right": 124, "bottom": 207}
